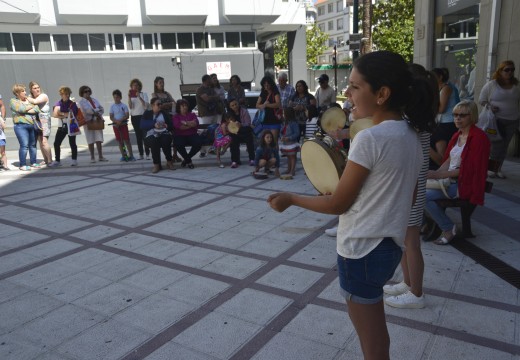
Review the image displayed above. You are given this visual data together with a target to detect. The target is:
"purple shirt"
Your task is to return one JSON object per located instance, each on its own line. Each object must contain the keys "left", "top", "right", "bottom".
{"left": 172, "top": 112, "right": 199, "bottom": 136}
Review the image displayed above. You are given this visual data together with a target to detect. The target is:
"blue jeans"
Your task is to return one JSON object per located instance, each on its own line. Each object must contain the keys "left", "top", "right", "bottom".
{"left": 425, "top": 184, "right": 458, "bottom": 231}
{"left": 338, "top": 238, "right": 402, "bottom": 304}
{"left": 13, "top": 123, "right": 36, "bottom": 166}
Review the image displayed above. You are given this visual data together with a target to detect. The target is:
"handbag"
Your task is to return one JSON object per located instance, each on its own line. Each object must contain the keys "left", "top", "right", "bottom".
{"left": 426, "top": 178, "right": 452, "bottom": 199}
{"left": 76, "top": 108, "right": 86, "bottom": 127}
{"left": 33, "top": 114, "right": 43, "bottom": 132}
{"left": 87, "top": 114, "right": 105, "bottom": 130}
{"left": 477, "top": 106, "right": 502, "bottom": 141}
{"left": 253, "top": 110, "right": 265, "bottom": 126}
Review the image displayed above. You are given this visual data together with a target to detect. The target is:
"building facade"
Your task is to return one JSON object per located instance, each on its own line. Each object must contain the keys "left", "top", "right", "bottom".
{"left": 315, "top": 0, "right": 353, "bottom": 65}
{"left": 0, "top": 0, "right": 307, "bottom": 111}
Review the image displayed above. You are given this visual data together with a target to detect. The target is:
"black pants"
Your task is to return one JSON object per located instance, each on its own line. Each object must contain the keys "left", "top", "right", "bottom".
{"left": 230, "top": 126, "right": 255, "bottom": 163}
{"left": 146, "top": 133, "right": 173, "bottom": 165}
{"left": 174, "top": 134, "right": 202, "bottom": 163}
{"left": 54, "top": 126, "right": 77, "bottom": 162}
{"left": 131, "top": 115, "right": 150, "bottom": 156}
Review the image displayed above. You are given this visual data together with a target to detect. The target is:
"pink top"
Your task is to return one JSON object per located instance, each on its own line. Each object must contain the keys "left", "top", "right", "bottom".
{"left": 172, "top": 112, "right": 199, "bottom": 136}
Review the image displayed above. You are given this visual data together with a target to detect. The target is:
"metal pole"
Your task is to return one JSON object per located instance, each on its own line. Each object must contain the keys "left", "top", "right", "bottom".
{"left": 334, "top": 44, "right": 337, "bottom": 92}
{"left": 353, "top": 0, "right": 359, "bottom": 60}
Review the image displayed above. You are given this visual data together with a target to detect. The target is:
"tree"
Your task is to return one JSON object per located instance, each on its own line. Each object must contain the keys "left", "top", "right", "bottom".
{"left": 362, "top": 0, "right": 372, "bottom": 55}
{"left": 274, "top": 23, "right": 329, "bottom": 69}
{"left": 361, "top": 0, "right": 415, "bottom": 62}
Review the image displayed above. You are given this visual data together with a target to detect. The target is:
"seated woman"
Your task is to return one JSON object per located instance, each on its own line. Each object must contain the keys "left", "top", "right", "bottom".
{"left": 141, "top": 97, "right": 174, "bottom": 173}
{"left": 425, "top": 100, "right": 490, "bottom": 245}
{"left": 172, "top": 99, "right": 201, "bottom": 169}
{"left": 228, "top": 97, "right": 255, "bottom": 166}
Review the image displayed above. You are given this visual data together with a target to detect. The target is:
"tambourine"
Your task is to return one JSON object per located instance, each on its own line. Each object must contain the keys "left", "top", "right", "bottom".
{"left": 320, "top": 107, "right": 346, "bottom": 135}
{"left": 252, "top": 172, "right": 268, "bottom": 179}
{"left": 349, "top": 117, "right": 374, "bottom": 141}
{"left": 228, "top": 121, "right": 240, "bottom": 134}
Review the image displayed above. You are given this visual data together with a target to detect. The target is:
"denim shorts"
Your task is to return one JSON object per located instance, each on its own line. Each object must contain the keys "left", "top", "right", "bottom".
{"left": 337, "top": 237, "right": 402, "bottom": 304}
{"left": 0, "top": 139, "right": 5, "bottom": 146}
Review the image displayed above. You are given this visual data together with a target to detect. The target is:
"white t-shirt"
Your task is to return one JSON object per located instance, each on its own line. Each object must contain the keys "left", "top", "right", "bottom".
{"left": 110, "top": 102, "right": 129, "bottom": 121}
{"left": 448, "top": 142, "right": 464, "bottom": 170}
{"left": 337, "top": 120, "right": 422, "bottom": 259}
{"left": 129, "top": 92, "right": 149, "bottom": 116}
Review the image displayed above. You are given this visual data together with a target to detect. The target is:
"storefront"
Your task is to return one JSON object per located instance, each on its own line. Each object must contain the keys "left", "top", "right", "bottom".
{"left": 433, "top": 0, "right": 480, "bottom": 100}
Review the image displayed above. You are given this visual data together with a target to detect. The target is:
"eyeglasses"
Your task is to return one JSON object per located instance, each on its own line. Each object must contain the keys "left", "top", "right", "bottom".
{"left": 452, "top": 113, "right": 470, "bottom": 118}
{"left": 503, "top": 68, "right": 515, "bottom": 73}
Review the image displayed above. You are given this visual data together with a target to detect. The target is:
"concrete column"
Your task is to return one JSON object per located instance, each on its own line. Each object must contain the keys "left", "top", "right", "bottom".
{"left": 287, "top": 26, "right": 307, "bottom": 85}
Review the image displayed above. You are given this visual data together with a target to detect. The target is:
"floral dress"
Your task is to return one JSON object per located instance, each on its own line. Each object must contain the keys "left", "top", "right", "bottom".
{"left": 214, "top": 123, "right": 231, "bottom": 147}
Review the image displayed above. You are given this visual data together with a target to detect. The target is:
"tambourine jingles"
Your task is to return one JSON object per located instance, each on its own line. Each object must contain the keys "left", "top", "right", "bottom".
{"left": 228, "top": 121, "right": 239, "bottom": 134}
{"left": 320, "top": 107, "right": 346, "bottom": 135}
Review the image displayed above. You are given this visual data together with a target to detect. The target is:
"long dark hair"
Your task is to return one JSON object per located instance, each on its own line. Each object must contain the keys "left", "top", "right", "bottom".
{"left": 260, "top": 76, "right": 279, "bottom": 98}
{"left": 260, "top": 129, "right": 276, "bottom": 148}
{"left": 353, "top": 51, "right": 435, "bottom": 132}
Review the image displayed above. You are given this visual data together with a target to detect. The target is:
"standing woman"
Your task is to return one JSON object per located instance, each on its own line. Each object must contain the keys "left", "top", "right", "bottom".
{"left": 268, "top": 51, "right": 433, "bottom": 360}
{"left": 288, "top": 80, "right": 316, "bottom": 138}
{"left": 77, "top": 85, "right": 108, "bottom": 163}
{"left": 27, "top": 81, "right": 52, "bottom": 165}
{"left": 10, "top": 84, "right": 40, "bottom": 170}
{"left": 51, "top": 86, "right": 79, "bottom": 167}
{"left": 430, "top": 68, "right": 459, "bottom": 168}
{"left": 227, "top": 74, "right": 245, "bottom": 106}
{"left": 256, "top": 76, "right": 282, "bottom": 144}
{"left": 151, "top": 76, "right": 176, "bottom": 114}
{"left": 479, "top": 60, "right": 520, "bottom": 178}
{"left": 128, "top": 78, "right": 150, "bottom": 160}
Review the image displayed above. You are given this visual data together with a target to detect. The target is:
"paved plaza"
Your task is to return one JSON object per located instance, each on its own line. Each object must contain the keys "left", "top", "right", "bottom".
{"left": 0, "top": 130, "right": 519, "bottom": 359}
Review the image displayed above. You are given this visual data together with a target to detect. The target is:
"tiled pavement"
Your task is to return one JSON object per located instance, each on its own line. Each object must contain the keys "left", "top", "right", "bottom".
{"left": 0, "top": 144, "right": 519, "bottom": 360}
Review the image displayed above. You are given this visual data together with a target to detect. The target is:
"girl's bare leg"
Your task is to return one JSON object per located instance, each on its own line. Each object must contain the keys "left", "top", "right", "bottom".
{"left": 401, "top": 226, "right": 424, "bottom": 297}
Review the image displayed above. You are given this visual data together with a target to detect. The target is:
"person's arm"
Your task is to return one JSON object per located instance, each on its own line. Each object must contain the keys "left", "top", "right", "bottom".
{"left": 268, "top": 159, "right": 370, "bottom": 214}
{"left": 52, "top": 105, "right": 64, "bottom": 119}
{"left": 427, "top": 157, "right": 460, "bottom": 179}
{"left": 256, "top": 95, "right": 264, "bottom": 110}
{"left": 478, "top": 81, "right": 490, "bottom": 107}
{"left": 27, "top": 93, "right": 49, "bottom": 105}
{"left": 0, "top": 99, "right": 5, "bottom": 119}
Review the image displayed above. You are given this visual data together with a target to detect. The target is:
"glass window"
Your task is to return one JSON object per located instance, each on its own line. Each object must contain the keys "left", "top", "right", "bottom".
{"left": 318, "top": 23, "right": 325, "bottom": 32}
{"left": 178, "top": 33, "right": 192, "bottom": 49}
{"left": 161, "top": 33, "right": 176, "bottom": 49}
{"left": 337, "top": 18, "right": 343, "bottom": 30}
{"left": 143, "top": 34, "right": 154, "bottom": 49}
{"left": 319, "top": 55, "right": 326, "bottom": 64}
{"left": 53, "top": 34, "right": 70, "bottom": 51}
{"left": 113, "top": 34, "right": 125, "bottom": 50}
{"left": 337, "top": 1, "right": 343, "bottom": 12}
{"left": 12, "top": 33, "right": 32, "bottom": 52}
{"left": 328, "top": 3, "right": 333, "bottom": 12}
{"left": 318, "top": 6, "right": 324, "bottom": 15}
{"left": 33, "top": 34, "right": 51, "bottom": 52}
{"left": 89, "top": 34, "right": 105, "bottom": 51}
{"left": 126, "top": 33, "right": 141, "bottom": 50}
{"left": 337, "top": 36, "right": 343, "bottom": 46}
{"left": 194, "top": 32, "right": 206, "bottom": 49}
{"left": 328, "top": 38, "right": 334, "bottom": 47}
{"left": 71, "top": 34, "right": 88, "bottom": 51}
{"left": 226, "top": 32, "right": 240, "bottom": 48}
{"left": 210, "top": 33, "right": 224, "bottom": 48}
{"left": 328, "top": 20, "right": 334, "bottom": 30}
{"left": 0, "top": 33, "right": 12, "bottom": 51}
{"left": 242, "top": 32, "right": 255, "bottom": 47}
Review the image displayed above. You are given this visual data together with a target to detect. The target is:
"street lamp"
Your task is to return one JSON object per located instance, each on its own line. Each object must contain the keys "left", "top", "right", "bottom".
{"left": 333, "top": 43, "right": 337, "bottom": 92}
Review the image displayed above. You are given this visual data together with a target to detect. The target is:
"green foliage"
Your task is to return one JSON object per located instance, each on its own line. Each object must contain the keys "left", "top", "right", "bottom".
{"left": 362, "top": 0, "right": 415, "bottom": 62}
{"left": 274, "top": 23, "right": 329, "bottom": 69}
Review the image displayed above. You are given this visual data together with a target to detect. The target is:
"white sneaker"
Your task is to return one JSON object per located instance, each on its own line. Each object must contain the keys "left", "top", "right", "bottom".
{"left": 324, "top": 227, "right": 337, "bottom": 237}
{"left": 71, "top": 160, "right": 78, "bottom": 167}
{"left": 48, "top": 161, "right": 61, "bottom": 168}
{"left": 383, "top": 281, "right": 410, "bottom": 296}
{"left": 384, "top": 290, "right": 425, "bottom": 309}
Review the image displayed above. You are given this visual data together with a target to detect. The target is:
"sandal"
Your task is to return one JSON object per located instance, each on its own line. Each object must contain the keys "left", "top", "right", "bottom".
{"left": 433, "top": 225, "right": 456, "bottom": 245}
{"left": 19, "top": 166, "right": 31, "bottom": 171}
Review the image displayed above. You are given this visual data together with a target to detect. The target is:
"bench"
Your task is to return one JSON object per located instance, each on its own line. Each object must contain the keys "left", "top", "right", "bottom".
{"left": 429, "top": 159, "right": 500, "bottom": 239}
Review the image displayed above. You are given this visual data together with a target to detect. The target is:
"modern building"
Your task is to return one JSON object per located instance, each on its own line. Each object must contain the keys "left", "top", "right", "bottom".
{"left": 315, "top": 0, "right": 353, "bottom": 65}
{"left": 0, "top": 0, "right": 307, "bottom": 111}
{"left": 414, "top": 0, "right": 520, "bottom": 155}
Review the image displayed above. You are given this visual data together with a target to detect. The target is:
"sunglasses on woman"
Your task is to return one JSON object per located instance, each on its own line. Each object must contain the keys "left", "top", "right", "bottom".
{"left": 503, "top": 68, "right": 515, "bottom": 73}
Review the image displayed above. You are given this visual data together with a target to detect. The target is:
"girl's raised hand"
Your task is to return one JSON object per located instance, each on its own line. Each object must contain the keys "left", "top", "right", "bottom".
{"left": 267, "top": 192, "right": 292, "bottom": 212}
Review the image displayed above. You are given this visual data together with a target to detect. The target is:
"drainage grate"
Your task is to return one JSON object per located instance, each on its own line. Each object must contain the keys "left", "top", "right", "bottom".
{"left": 451, "top": 239, "right": 520, "bottom": 289}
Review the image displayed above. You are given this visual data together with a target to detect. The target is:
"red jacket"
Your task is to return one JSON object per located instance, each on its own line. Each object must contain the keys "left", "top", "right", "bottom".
{"left": 443, "top": 125, "right": 490, "bottom": 205}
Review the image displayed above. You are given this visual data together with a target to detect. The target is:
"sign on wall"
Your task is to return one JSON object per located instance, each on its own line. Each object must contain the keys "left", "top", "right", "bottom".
{"left": 206, "top": 61, "right": 232, "bottom": 80}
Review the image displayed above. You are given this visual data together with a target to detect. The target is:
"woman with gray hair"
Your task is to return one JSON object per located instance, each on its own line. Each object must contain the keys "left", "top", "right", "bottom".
{"left": 425, "top": 100, "right": 490, "bottom": 245}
